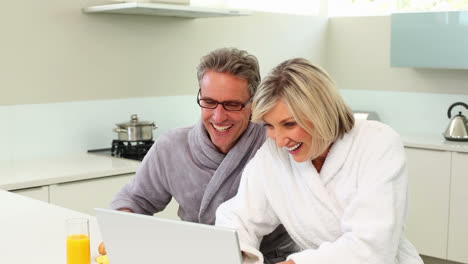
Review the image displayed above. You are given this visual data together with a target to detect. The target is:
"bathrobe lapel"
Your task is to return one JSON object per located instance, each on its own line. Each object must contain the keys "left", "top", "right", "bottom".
{"left": 295, "top": 130, "right": 355, "bottom": 221}
{"left": 197, "top": 122, "right": 266, "bottom": 224}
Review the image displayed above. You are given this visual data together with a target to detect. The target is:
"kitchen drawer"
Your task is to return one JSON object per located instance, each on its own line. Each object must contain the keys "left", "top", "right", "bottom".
{"left": 49, "top": 173, "right": 135, "bottom": 215}
{"left": 11, "top": 186, "right": 49, "bottom": 203}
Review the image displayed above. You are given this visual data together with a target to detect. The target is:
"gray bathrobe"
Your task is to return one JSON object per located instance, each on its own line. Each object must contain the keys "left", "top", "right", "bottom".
{"left": 110, "top": 120, "right": 296, "bottom": 263}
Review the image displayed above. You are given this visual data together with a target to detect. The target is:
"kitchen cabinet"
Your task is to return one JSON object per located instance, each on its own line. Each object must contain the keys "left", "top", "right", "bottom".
{"left": 49, "top": 173, "right": 135, "bottom": 216}
{"left": 391, "top": 11, "right": 468, "bottom": 69}
{"left": 448, "top": 152, "right": 468, "bottom": 263}
{"left": 405, "top": 147, "right": 451, "bottom": 259}
{"left": 48, "top": 173, "right": 181, "bottom": 220}
{"left": 11, "top": 186, "right": 49, "bottom": 203}
{"left": 405, "top": 147, "right": 468, "bottom": 264}
{"left": 154, "top": 197, "right": 180, "bottom": 221}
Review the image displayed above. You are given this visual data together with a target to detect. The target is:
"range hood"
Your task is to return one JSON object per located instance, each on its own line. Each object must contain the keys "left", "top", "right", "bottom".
{"left": 83, "top": 2, "right": 250, "bottom": 18}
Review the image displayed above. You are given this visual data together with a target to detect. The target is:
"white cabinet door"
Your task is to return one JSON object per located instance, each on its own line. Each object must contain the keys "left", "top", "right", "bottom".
{"left": 448, "top": 152, "right": 468, "bottom": 263}
{"left": 11, "top": 186, "right": 49, "bottom": 203}
{"left": 405, "top": 148, "right": 451, "bottom": 259}
{"left": 49, "top": 174, "right": 135, "bottom": 215}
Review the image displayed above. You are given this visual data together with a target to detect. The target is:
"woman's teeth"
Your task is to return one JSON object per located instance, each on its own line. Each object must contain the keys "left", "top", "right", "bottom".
{"left": 213, "top": 124, "right": 233, "bottom": 132}
{"left": 286, "top": 143, "right": 302, "bottom": 151}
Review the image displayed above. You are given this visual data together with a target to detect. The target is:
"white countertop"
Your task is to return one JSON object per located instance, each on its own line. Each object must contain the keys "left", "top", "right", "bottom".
{"left": 401, "top": 134, "right": 468, "bottom": 153}
{"left": 0, "top": 190, "right": 102, "bottom": 264}
{"left": 0, "top": 133, "right": 466, "bottom": 192}
{"left": 0, "top": 154, "right": 141, "bottom": 191}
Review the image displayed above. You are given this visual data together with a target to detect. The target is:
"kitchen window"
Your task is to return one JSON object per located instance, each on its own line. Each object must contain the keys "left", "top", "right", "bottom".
{"left": 191, "top": 0, "right": 321, "bottom": 15}
{"left": 328, "top": 0, "right": 468, "bottom": 17}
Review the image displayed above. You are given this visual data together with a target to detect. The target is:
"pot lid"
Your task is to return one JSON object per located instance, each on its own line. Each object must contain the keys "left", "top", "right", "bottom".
{"left": 116, "top": 114, "right": 154, "bottom": 128}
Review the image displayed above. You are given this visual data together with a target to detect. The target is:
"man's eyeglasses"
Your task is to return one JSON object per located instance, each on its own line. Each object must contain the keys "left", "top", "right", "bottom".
{"left": 196, "top": 89, "right": 252, "bottom": 111}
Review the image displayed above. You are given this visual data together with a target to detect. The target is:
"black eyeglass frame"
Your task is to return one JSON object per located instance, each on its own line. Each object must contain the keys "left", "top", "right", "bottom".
{"left": 196, "top": 89, "right": 252, "bottom": 111}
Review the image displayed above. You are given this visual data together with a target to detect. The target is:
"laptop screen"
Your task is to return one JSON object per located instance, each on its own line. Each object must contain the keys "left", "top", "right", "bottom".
{"left": 95, "top": 208, "right": 243, "bottom": 264}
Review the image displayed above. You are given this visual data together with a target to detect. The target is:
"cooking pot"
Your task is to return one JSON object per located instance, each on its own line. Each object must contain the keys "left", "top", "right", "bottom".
{"left": 113, "top": 114, "right": 158, "bottom": 141}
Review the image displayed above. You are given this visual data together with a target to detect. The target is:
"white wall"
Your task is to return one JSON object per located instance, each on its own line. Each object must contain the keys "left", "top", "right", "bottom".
{"left": 0, "top": 0, "right": 328, "bottom": 159}
{"left": 2, "top": 3, "right": 467, "bottom": 160}
{"left": 327, "top": 16, "right": 468, "bottom": 135}
{"left": 327, "top": 16, "right": 468, "bottom": 95}
{"left": 0, "top": 0, "right": 328, "bottom": 105}
{"left": 0, "top": 96, "right": 200, "bottom": 160}
{"left": 340, "top": 89, "right": 468, "bottom": 135}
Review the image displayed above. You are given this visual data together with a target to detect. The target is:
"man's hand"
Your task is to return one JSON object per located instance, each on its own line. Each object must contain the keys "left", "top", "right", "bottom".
{"left": 98, "top": 242, "right": 107, "bottom": 255}
{"left": 276, "top": 260, "right": 295, "bottom": 264}
{"left": 120, "top": 208, "right": 133, "bottom": 213}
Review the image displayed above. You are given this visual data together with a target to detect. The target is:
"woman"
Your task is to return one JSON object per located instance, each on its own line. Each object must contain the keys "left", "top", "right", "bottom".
{"left": 215, "top": 58, "right": 423, "bottom": 264}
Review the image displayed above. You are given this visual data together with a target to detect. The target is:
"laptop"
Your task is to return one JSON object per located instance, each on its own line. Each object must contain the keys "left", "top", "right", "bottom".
{"left": 95, "top": 208, "right": 243, "bottom": 264}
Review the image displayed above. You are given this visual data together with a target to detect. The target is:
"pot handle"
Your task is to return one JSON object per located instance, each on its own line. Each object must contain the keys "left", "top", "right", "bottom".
{"left": 152, "top": 123, "right": 158, "bottom": 130}
{"left": 447, "top": 102, "right": 468, "bottom": 118}
{"left": 113, "top": 128, "right": 127, "bottom": 133}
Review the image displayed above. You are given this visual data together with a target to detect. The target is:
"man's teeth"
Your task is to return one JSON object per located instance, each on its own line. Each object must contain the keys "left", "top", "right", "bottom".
{"left": 286, "top": 143, "right": 302, "bottom": 151}
{"left": 213, "top": 124, "right": 233, "bottom": 132}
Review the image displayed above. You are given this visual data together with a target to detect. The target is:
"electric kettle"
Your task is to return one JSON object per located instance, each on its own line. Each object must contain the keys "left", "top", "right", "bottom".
{"left": 444, "top": 102, "right": 468, "bottom": 141}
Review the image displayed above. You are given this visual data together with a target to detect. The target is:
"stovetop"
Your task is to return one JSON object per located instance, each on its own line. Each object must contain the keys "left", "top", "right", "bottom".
{"left": 88, "top": 140, "right": 154, "bottom": 161}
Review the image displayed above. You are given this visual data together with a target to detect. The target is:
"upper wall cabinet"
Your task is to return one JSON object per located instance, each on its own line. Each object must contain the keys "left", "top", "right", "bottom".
{"left": 391, "top": 11, "right": 468, "bottom": 69}
{"left": 83, "top": 1, "right": 250, "bottom": 18}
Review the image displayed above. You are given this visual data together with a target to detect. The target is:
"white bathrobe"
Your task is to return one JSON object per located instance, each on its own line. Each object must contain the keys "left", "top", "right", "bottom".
{"left": 216, "top": 120, "right": 423, "bottom": 264}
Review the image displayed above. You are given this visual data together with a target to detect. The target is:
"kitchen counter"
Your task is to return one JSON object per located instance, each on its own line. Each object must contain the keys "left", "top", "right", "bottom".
{"left": 401, "top": 134, "right": 468, "bottom": 153}
{"left": 0, "top": 132, "right": 466, "bottom": 192}
{"left": 0, "top": 154, "right": 141, "bottom": 191}
{"left": 0, "top": 189, "right": 102, "bottom": 264}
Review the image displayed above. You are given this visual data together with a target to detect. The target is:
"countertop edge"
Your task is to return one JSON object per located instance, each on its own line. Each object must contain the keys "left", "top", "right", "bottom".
{"left": 403, "top": 141, "right": 468, "bottom": 152}
{"left": 401, "top": 134, "right": 468, "bottom": 153}
{"left": 1, "top": 167, "right": 138, "bottom": 191}
{"left": 2, "top": 133, "right": 467, "bottom": 191}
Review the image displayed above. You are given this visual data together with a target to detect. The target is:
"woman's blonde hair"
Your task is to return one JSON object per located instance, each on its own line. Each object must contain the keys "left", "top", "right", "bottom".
{"left": 252, "top": 58, "right": 354, "bottom": 159}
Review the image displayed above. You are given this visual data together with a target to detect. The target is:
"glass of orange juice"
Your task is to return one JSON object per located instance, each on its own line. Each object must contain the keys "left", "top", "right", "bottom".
{"left": 66, "top": 218, "right": 91, "bottom": 264}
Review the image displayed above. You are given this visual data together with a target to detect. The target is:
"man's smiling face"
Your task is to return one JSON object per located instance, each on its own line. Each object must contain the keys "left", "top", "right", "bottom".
{"left": 200, "top": 70, "right": 252, "bottom": 154}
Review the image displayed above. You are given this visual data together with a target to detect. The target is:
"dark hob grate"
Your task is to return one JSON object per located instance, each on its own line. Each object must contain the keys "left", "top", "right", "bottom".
{"left": 111, "top": 140, "right": 154, "bottom": 161}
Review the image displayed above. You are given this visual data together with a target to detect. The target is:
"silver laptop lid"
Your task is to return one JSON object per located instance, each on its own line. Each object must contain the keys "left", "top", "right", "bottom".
{"left": 95, "top": 208, "right": 243, "bottom": 264}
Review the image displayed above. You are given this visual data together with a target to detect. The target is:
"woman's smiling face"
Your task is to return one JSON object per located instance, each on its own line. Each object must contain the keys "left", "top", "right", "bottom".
{"left": 263, "top": 99, "right": 315, "bottom": 163}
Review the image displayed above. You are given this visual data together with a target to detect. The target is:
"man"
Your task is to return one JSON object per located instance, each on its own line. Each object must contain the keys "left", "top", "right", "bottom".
{"left": 100, "top": 48, "right": 296, "bottom": 263}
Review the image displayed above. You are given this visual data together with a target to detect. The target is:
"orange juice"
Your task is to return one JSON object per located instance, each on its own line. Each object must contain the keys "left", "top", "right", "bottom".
{"left": 67, "top": 234, "right": 91, "bottom": 264}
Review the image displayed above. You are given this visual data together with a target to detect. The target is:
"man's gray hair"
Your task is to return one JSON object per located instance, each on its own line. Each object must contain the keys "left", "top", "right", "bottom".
{"left": 197, "top": 48, "right": 260, "bottom": 96}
